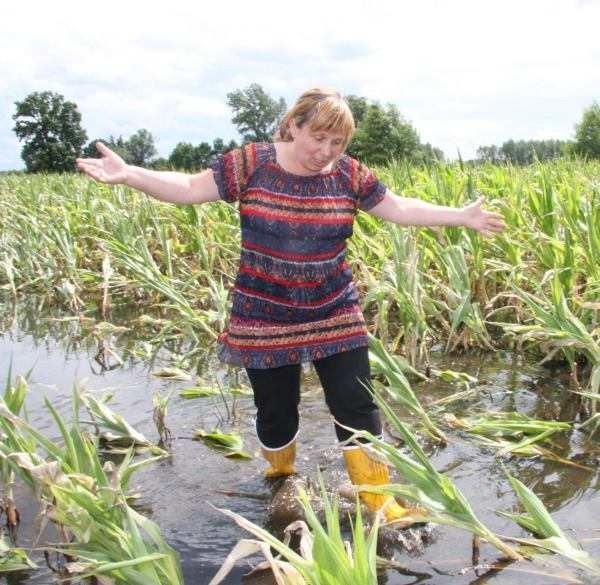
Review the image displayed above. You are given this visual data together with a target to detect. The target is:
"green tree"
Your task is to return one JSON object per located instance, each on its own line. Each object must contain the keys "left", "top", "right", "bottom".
{"left": 212, "top": 138, "right": 225, "bottom": 156}
{"left": 476, "top": 139, "right": 569, "bottom": 165}
{"left": 211, "top": 138, "right": 238, "bottom": 157}
{"left": 416, "top": 142, "right": 445, "bottom": 164}
{"left": 348, "top": 103, "right": 420, "bottom": 165}
{"left": 127, "top": 129, "right": 157, "bottom": 167}
{"left": 12, "top": 91, "right": 87, "bottom": 172}
{"left": 476, "top": 144, "right": 502, "bottom": 164}
{"left": 345, "top": 95, "right": 369, "bottom": 125}
{"left": 227, "top": 84, "right": 286, "bottom": 142}
{"left": 168, "top": 140, "right": 228, "bottom": 171}
{"left": 574, "top": 102, "right": 600, "bottom": 159}
{"left": 194, "top": 142, "right": 213, "bottom": 169}
{"left": 83, "top": 136, "right": 131, "bottom": 161}
{"left": 149, "top": 157, "right": 170, "bottom": 170}
{"left": 169, "top": 142, "right": 197, "bottom": 170}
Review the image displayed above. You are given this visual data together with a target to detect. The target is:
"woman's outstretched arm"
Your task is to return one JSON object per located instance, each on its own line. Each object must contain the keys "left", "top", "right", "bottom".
{"left": 76, "top": 142, "right": 220, "bottom": 205}
{"left": 368, "top": 191, "right": 505, "bottom": 238}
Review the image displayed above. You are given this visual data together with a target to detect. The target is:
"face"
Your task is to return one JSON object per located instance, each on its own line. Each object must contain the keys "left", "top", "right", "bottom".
{"left": 289, "top": 121, "right": 347, "bottom": 174}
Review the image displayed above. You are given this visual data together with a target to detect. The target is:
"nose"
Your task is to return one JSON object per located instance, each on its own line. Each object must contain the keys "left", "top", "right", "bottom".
{"left": 320, "top": 142, "right": 334, "bottom": 159}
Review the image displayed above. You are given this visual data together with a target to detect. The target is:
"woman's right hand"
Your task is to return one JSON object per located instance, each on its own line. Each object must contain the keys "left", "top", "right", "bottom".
{"left": 76, "top": 142, "right": 128, "bottom": 184}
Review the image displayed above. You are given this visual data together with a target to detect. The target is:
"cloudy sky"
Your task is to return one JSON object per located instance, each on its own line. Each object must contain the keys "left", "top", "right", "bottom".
{"left": 2, "top": 0, "right": 599, "bottom": 170}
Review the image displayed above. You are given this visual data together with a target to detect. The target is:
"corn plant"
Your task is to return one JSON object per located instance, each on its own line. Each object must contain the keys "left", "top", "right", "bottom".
{"left": 210, "top": 477, "right": 380, "bottom": 585}
{"left": 443, "top": 412, "right": 576, "bottom": 463}
{"left": 0, "top": 389, "right": 182, "bottom": 584}
{"left": 426, "top": 244, "right": 493, "bottom": 352}
{"left": 495, "top": 275, "right": 600, "bottom": 397}
{"left": 368, "top": 334, "right": 447, "bottom": 444}
{"left": 153, "top": 391, "right": 173, "bottom": 446}
{"left": 446, "top": 412, "right": 569, "bottom": 445}
{"left": 499, "top": 469, "right": 600, "bottom": 576}
{"left": 0, "top": 369, "right": 34, "bottom": 536}
{"left": 0, "top": 534, "right": 36, "bottom": 572}
{"left": 193, "top": 428, "right": 252, "bottom": 459}
{"left": 350, "top": 389, "right": 521, "bottom": 560}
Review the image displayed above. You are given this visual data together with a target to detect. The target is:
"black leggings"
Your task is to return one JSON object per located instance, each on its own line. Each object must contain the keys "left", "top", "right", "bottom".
{"left": 246, "top": 347, "right": 382, "bottom": 449}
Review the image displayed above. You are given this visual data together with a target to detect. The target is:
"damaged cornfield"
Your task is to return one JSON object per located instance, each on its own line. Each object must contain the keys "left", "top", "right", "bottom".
{"left": 0, "top": 158, "right": 599, "bottom": 584}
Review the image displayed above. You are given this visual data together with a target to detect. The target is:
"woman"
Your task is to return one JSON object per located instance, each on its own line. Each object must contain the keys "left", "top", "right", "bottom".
{"left": 77, "top": 88, "right": 504, "bottom": 525}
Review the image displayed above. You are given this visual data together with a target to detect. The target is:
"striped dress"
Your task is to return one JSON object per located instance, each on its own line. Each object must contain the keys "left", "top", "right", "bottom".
{"left": 211, "top": 142, "right": 387, "bottom": 369}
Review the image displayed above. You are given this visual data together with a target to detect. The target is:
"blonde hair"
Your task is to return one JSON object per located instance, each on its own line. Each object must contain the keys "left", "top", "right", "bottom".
{"left": 275, "top": 88, "right": 356, "bottom": 150}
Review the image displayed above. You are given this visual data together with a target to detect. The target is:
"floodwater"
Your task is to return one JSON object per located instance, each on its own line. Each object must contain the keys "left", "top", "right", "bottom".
{"left": 0, "top": 298, "right": 599, "bottom": 585}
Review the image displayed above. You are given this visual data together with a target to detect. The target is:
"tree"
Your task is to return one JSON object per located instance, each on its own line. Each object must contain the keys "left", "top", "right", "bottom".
{"left": 12, "top": 91, "right": 87, "bottom": 172}
{"left": 476, "top": 145, "right": 502, "bottom": 164}
{"left": 345, "top": 95, "right": 369, "bottom": 126}
{"left": 227, "top": 84, "right": 286, "bottom": 142}
{"left": 149, "top": 157, "right": 170, "bottom": 171}
{"left": 416, "top": 142, "right": 445, "bottom": 164}
{"left": 168, "top": 142, "right": 197, "bottom": 170}
{"left": 574, "top": 102, "right": 600, "bottom": 159}
{"left": 127, "top": 129, "right": 157, "bottom": 166}
{"left": 83, "top": 135, "right": 130, "bottom": 161}
{"left": 348, "top": 103, "right": 421, "bottom": 165}
{"left": 194, "top": 142, "right": 213, "bottom": 169}
{"left": 476, "top": 139, "right": 570, "bottom": 165}
{"left": 168, "top": 141, "right": 215, "bottom": 170}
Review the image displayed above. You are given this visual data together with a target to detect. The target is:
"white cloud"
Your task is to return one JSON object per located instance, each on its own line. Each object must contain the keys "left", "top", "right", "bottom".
{"left": 2, "top": 0, "right": 599, "bottom": 169}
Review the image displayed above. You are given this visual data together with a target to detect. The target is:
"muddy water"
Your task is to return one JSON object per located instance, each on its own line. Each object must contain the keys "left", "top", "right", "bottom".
{"left": 0, "top": 301, "right": 599, "bottom": 585}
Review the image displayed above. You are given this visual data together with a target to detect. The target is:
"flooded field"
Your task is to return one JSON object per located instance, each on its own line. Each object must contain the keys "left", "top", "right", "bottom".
{"left": 1, "top": 299, "right": 598, "bottom": 585}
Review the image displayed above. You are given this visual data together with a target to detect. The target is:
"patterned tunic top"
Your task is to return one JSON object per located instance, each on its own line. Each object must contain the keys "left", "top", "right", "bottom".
{"left": 211, "top": 142, "right": 387, "bottom": 369}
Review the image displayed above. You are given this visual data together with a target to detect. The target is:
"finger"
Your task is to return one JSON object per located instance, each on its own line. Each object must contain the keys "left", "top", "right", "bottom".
{"left": 77, "top": 163, "right": 105, "bottom": 182}
{"left": 87, "top": 169, "right": 108, "bottom": 183}
{"left": 77, "top": 159, "right": 102, "bottom": 169}
{"left": 487, "top": 218, "right": 505, "bottom": 228}
{"left": 484, "top": 211, "right": 504, "bottom": 220}
{"left": 95, "top": 141, "right": 113, "bottom": 157}
{"left": 76, "top": 162, "right": 101, "bottom": 176}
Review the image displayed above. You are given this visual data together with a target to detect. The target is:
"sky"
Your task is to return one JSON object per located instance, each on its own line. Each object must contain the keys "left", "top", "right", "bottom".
{"left": 2, "top": 0, "right": 599, "bottom": 170}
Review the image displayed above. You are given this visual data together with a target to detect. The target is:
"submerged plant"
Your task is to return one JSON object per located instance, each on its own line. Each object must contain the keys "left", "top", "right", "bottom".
{"left": 193, "top": 428, "right": 252, "bottom": 459}
{"left": 78, "top": 391, "right": 165, "bottom": 454}
{"left": 0, "top": 370, "right": 34, "bottom": 536}
{"left": 210, "top": 478, "right": 380, "bottom": 585}
{"left": 499, "top": 469, "right": 600, "bottom": 576}
{"left": 368, "top": 334, "right": 447, "bottom": 444}
{"left": 0, "top": 534, "right": 36, "bottom": 572}
{"left": 0, "top": 388, "right": 181, "bottom": 585}
{"left": 179, "top": 386, "right": 252, "bottom": 399}
{"left": 350, "top": 389, "right": 521, "bottom": 560}
{"left": 444, "top": 412, "right": 570, "bottom": 454}
{"left": 153, "top": 391, "right": 173, "bottom": 446}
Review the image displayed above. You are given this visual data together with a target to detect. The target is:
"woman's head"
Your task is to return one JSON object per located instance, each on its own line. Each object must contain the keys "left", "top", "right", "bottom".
{"left": 275, "top": 88, "right": 355, "bottom": 151}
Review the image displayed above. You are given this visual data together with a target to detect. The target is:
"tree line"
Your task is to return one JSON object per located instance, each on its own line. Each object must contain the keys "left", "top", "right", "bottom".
{"left": 11, "top": 85, "right": 600, "bottom": 173}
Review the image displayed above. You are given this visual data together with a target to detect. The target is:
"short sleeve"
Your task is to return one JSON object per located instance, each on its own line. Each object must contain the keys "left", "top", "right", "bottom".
{"left": 210, "top": 143, "right": 258, "bottom": 203}
{"left": 343, "top": 156, "right": 387, "bottom": 211}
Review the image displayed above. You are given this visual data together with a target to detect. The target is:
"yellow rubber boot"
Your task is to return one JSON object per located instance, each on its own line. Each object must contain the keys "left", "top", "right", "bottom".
{"left": 261, "top": 441, "right": 296, "bottom": 478}
{"left": 343, "top": 446, "right": 420, "bottom": 526}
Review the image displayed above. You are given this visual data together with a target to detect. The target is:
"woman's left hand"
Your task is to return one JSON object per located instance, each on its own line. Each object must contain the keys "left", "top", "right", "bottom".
{"left": 462, "top": 196, "right": 505, "bottom": 237}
